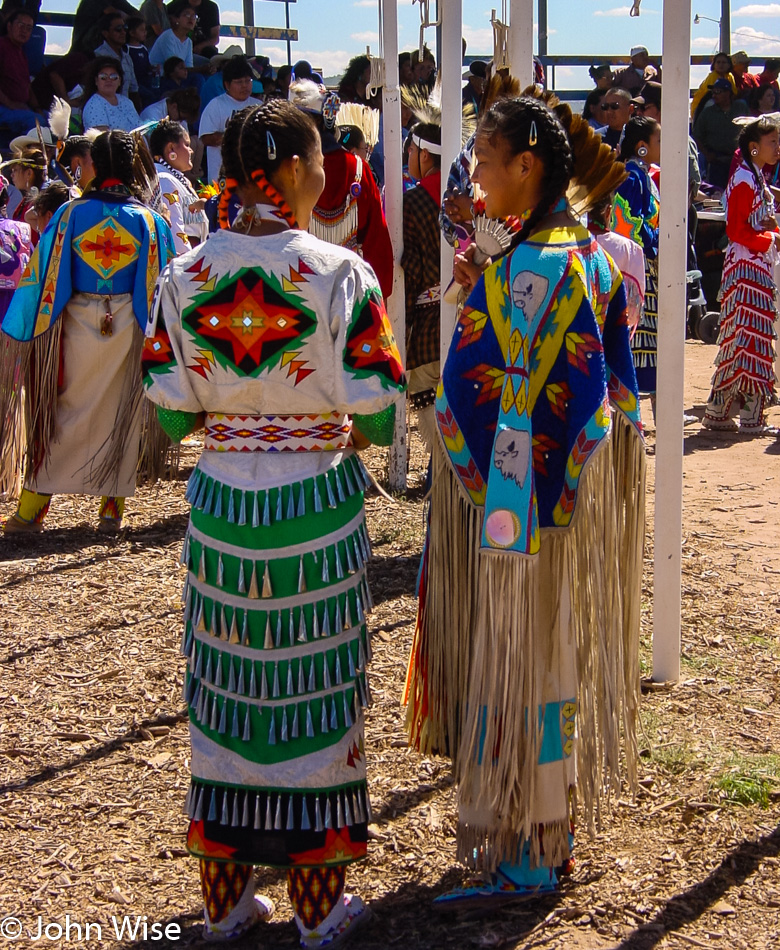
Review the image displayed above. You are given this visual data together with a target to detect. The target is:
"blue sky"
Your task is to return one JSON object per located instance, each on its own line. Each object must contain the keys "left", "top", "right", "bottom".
{"left": 42, "top": 0, "right": 780, "bottom": 87}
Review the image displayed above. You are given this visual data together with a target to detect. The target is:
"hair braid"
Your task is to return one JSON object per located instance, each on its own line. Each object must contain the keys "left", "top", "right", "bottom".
{"left": 90, "top": 131, "right": 140, "bottom": 196}
{"left": 219, "top": 99, "right": 319, "bottom": 228}
{"left": 479, "top": 96, "right": 573, "bottom": 245}
{"left": 218, "top": 178, "right": 239, "bottom": 230}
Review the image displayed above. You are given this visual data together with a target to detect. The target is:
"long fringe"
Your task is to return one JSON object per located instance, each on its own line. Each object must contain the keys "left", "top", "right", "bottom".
{"left": 453, "top": 439, "right": 635, "bottom": 872}
{"left": 137, "top": 397, "right": 179, "bottom": 485}
{"left": 610, "top": 411, "right": 645, "bottom": 791}
{"left": 0, "top": 321, "right": 63, "bottom": 499}
{"left": 404, "top": 439, "right": 483, "bottom": 760}
{"left": 0, "top": 335, "right": 30, "bottom": 498}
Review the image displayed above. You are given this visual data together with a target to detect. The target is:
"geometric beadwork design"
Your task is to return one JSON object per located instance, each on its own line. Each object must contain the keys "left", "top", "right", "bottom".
{"left": 204, "top": 412, "right": 352, "bottom": 453}
{"left": 73, "top": 217, "right": 140, "bottom": 280}
{"left": 287, "top": 865, "right": 346, "bottom": 930}
{"left": 199, "top": 860, "right": 252, "bottom": 925}
{"left": 183, "top": 267, "right": 317, "bottom": 377}
{"left": 343, "top": 290, "right": 404, "bottom": 388}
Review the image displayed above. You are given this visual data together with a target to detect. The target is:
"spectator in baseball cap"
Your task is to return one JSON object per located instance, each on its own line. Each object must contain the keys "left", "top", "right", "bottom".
{"left": 613, "top": 44, "right": 659, "bottom": 94}
{"left": 731, "top": 50, "right": 760, "bottom": 99}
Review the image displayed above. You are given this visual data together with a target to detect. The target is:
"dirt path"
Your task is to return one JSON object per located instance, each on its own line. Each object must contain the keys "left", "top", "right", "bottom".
{"left": 0, "top": 341, "right": 778, "bottom": 950}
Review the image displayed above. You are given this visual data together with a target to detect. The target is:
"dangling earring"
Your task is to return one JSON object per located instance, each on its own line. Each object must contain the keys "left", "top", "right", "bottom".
{"left": 637, "top": 146, "right": 648, "bottom": 158}
{"left": 529, "top": 120, "right": 538, "bottom": 148}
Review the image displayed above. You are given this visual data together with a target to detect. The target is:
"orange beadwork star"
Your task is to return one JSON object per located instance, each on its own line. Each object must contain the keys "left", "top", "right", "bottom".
{"left": 80, "top": 222, "right": 135, "bottom": 270}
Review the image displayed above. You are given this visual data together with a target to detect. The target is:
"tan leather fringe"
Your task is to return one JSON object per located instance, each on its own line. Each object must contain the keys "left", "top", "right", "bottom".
{"left": 0, "top": 321, "right": 63, "bottom": 499}
{"left": 610, "top": 411, "right": 646, "bottom": 788}
{"left": 455, "top": 439, "right": 635, "bottom": 872}
{"left": 137, "top": 397, "right": 179, "bottom": 486}
{"left": 404, "top": 438, "right": 483, "bottom": 760}
{"left": 0, "top": 335, "right": 30, "bottom": 498}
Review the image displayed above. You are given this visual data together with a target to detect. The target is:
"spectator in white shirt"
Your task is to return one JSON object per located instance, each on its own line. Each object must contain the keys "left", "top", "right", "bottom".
{"left": 199, "top": 57, "right": 261, "bottom": 184}
{"left": 82, "top": 56, "right": 141, "bottom": 133}
{"left": 149, "top": 1, "right": 195, "bottom": 69}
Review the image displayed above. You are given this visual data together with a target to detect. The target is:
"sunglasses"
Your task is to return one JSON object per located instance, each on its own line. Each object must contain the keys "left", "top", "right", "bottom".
{"left": 98, "top": 73, "right": 120, "bottom": 81}
{"left": 111, "top": 24, "right": 128, "bottom": 31}
{"left": 600, "top": 101, "right": 623, "bottom": 111}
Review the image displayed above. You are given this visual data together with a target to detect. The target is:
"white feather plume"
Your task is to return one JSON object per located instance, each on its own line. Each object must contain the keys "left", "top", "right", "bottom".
{"left": 335, "top": 103, "right": 380, "bottom": 148}
{"left": 288, "top": 79, "right": 327, "bottom": 114}
{"left": 48, "top": 97, "right": 71, "bottom": 143}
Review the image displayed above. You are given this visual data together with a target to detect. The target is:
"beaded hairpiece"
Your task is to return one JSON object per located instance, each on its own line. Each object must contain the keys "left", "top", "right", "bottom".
{"left": 218, "top": 176, "right": 239, "bottom": 230}
{"left": 250, "top": 168, "right": 298, "bottom": 228}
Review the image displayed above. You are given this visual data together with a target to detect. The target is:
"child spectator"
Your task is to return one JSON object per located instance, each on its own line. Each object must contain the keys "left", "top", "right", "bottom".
{"left": 127, "top": 16, "right": 158, "bottom": 107}
{"left": 149, "top": 2, "right": 204, "bottom": 94}
{"left": 160, "top": 55, "right": 201, "bottom": 97}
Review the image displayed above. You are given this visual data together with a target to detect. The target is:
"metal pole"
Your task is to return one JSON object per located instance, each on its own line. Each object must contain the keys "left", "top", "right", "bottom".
{"left": 538, "top": 0, "right": 548, "bottom": 60}
{"left": 383, "top": 0, "right": 408, "bottom": 491}
{"left": 242, "top": 0, "right": 255, "bottom": 57}
{"left": 286, "top": 2, "right": 292, "bottom": 66}
{"left": 720, "top": 0, "right": 730, "bottom": 53}
{"left": 439, "top": 0, "right": 463, "bottom": 365}
{"left": 509, "top": 0, "right": 535, "bottom": 87}
{"left": 653, "top": 0, "right": 691, "bottom": 683}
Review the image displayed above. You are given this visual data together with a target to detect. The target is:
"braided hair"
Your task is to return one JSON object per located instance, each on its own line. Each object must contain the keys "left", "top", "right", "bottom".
{"left": 90, "top": 131, "right": 141, "bottom": 197}
{"left": 738, "top": 116, "right": 777, "bottom": 197}
{"left": 477, "top": 96, "right": 573, "bottom": 244}
{"left": 219, "top": 99, "right": 320, "bottom": 229}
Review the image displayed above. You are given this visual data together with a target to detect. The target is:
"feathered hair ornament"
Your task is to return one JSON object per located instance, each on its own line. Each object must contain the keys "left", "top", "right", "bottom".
{"left": 402, "top": 77, "right": 476, "bottom": 153}
{"left": 289, "top": 79, "right": 341, "bottom": 129}
{"left": 520, "top": 84, "right": 627, "bottom": 216}
{"left": 481, "top": 72, "right": 522, "bottom": 115}
{"left": 335, "top": 103, "right": 380, "bottom": 150}
{"left": 47, "top": 97, "right": 80, "bottom": 192}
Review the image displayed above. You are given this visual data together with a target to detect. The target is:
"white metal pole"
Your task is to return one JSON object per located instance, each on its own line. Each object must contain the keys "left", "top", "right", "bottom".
{"left": 653, "top": 0, "right": 691, "bottom": 683}
{"left": 439, "top": 0, "right": 463, "bottom": 365}
{"left": 382, "top": 0, "right": 408, "bottom": 491}
{"left": 509, "top": 0, "right": 535, "bottom": 87}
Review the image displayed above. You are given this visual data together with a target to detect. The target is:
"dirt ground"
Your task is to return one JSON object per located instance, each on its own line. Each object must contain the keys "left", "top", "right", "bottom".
{"left": 0, "top": 341, "right": 778, "bottom": 950}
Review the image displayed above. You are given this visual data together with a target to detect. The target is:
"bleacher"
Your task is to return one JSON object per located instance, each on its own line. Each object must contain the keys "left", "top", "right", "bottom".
{"left": 0, "top": 1, "right": 298, "bottom": 152}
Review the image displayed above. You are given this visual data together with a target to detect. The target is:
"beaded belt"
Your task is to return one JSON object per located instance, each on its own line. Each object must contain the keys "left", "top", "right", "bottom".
{"left": 204, "top": 412, "right": 353, "bottom": 452}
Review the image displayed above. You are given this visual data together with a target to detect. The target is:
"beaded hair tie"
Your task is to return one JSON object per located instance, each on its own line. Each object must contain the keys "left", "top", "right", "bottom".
{"left": 218, "top": 177, "right": 239, "bottom": 230}
{"left": 249, "top": 168, "right": 298, "bottom": 229}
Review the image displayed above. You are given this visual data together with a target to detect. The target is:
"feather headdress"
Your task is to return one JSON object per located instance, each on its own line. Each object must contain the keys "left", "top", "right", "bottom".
{"left": 402, "top": 78, "right": 476, "bottom": 151}
{"left": 482, "top": 73, "right": 522, "bottom": 115}
{"left": 520, "top": 84, "right": 627, "bottom": 216}
{"left": 335, "top": 103, "right": 380, "bottom": 149}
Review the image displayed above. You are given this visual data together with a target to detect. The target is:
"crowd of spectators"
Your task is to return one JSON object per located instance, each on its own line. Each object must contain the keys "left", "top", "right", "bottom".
{"left": 0, "top": 0, "right": 777, "bottom": 205}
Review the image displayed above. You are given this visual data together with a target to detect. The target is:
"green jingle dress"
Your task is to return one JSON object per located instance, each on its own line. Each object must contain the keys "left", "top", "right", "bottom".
{"left": 141, "top": 227, "right": 406, "bottom": 872}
